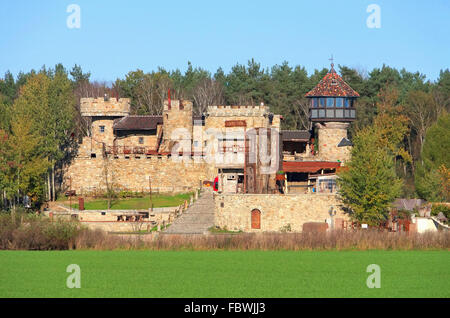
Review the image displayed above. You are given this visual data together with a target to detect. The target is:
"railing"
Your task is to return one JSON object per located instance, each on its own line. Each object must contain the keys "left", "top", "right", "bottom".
{"left": 220, "top": 145, "right": 246, "bottom": 153}
{"left": 106, "top": 146, "right": 159, "bottom": 155}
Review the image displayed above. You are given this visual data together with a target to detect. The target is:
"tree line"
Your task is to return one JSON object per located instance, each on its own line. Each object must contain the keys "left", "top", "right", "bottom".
{"left": 0, "top": 60, "right": 449, "bottom": 212}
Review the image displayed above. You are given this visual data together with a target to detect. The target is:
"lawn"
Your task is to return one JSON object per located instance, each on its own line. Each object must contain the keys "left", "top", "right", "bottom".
{"left": 0, "top": 250, "right": 448, "bottom": 298}
{"left": 69, "top": 193, "right": 192, "bottom": 210}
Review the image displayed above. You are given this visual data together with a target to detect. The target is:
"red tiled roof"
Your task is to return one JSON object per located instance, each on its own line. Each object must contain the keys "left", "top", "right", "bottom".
{"left": 282, "top": 161, "right": 341, "bottom": 173}
{"left": 305, "top": 68, "right": 360, "bottom": 97}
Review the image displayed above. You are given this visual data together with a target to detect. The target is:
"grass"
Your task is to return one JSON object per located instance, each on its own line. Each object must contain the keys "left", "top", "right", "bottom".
{"left": 208, "top": 226, "right": 243, "bottom": 234}
{"left": 0, "top": 250, "right": 448, "bottom": 298}
{"left": 69, "top": 193, "right": 192, "bottom": 210}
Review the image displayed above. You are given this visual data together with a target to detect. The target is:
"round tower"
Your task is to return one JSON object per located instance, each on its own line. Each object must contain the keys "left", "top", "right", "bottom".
{"left": 305, "top": 62, "right": 360, "bottom": 163}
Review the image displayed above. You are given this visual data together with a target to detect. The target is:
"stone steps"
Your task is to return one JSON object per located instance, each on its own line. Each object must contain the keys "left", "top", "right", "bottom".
{"left": 163, "top": 190, "right": 215, "bottom": 234}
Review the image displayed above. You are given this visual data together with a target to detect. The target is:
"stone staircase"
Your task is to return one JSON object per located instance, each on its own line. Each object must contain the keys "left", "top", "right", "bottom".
{"left": 163, "top": 189, "right": 215, "bottom": 234}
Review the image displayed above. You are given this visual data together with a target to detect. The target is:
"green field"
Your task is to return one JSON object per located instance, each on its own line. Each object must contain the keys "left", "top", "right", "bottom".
{"left": 69, "top": 193, "right": 192, "bottom": 210}
{"left": 0, "top": 250, "right": 448, "bottom": 298}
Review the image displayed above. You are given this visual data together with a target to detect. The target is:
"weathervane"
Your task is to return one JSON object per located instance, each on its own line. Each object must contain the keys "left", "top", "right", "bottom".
{"left": 329, "top": 54, "right": 335, "bottom": 71}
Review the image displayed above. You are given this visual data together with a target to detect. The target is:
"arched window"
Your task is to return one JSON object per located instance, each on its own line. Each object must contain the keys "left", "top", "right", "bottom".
{"left": 251, "top": 209, "right": 261, "bottom": 229}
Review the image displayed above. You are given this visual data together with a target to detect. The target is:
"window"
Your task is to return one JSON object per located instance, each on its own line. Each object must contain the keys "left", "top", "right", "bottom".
{"left": 326, "top": 98, "right": 334, "bottom": 107}
{"left": 319, "top": 98, "right": 325, "bottom": 107}
{"left": 311, "top": 98, "right": 318, "bottom": 108}
{"left": 193, "top": 141, "right": 199, "bottom": 147}
{"left": 139, "top": 137, "right": 144, "bottom": 144}
{"left": 99, "top": 125, "right": 105, "bottom": 133}
{"left": 317, "top": 177, "right": 337, "bottom": 194}
{"left": 344, "top": 98, "right": 350, "bottom": 108}
{"left": 336, "top": 98, "right": 343, "bottom": 107}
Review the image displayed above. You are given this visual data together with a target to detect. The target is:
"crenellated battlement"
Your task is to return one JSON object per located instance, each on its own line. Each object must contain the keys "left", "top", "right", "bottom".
{"left": 207, "top": 105, "right": 269, "bottom": 117}
{"left": 80, "top": 97, "right": 131, "bottom": 117}
{"left": 163, "top": 99, "right": 193, "bottom": 111}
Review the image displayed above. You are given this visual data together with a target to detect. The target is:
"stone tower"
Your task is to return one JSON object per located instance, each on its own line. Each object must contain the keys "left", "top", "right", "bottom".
{"left": 80, "top": 96, "right": 131, "bottom": 147}
{"left": 160, "top": 99, "right": 193, "bottom": 153}
{"left": 305, "top": 63, "right": 360, "bottom": 163}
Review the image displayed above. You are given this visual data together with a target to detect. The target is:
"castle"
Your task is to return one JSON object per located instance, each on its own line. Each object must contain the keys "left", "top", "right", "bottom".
{"left": 65, "top": 64, "right": 360, "bottom": 232}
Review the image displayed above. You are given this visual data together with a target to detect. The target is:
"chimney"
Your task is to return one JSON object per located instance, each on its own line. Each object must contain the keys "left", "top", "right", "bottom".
{"left": 168, "top": 89, "right": 171, "bottom": 110}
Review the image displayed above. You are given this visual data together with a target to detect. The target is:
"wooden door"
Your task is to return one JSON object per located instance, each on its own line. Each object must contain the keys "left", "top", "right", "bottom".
{"left": 251, "top": 209, "right": 261, "bottom": 229}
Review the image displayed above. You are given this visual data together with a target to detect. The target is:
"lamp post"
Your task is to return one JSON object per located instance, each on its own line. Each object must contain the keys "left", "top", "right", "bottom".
{"left": 149, "top": 176, "right": 153, "bottom": 212}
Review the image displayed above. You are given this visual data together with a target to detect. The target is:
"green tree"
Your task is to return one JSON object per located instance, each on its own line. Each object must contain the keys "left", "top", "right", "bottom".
{"left": 6, "top": 116, "right": 49, "bottom": 210}
{"left": 12, "top": 70, "right": 75, "bottom": 202}
{"left": 415, "top": 112, "right": 450, "bottom": 201}
{"left": 337, "top": 125, "right": 403, "bottom": 225}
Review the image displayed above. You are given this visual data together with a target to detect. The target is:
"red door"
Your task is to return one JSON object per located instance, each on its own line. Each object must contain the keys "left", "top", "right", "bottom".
{"left": 251, "top": 209, "right": 261, "bottom": 229}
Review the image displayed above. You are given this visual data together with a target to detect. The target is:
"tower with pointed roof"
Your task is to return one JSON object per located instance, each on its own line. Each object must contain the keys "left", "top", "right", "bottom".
{"left": 304, "top": 60, "right": 360, "bottom": 162}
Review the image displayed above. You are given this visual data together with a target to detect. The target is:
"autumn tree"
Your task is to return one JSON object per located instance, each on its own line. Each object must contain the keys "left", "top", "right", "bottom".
{"left": 415, "top": 112, "right": 450, "bottom": 202}
{"left": 6, "top": 116, "right": 49, "bottom": 210}
{"left": 12, "top": 69, "right": 76, "bottom": 201}
{"left": 405, "top": 90, "right": 438, "bottom": 160}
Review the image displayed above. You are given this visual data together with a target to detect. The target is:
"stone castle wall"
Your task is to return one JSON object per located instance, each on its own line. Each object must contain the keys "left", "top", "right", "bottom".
{"left": 115, "top": 132, "right": 159, "bottom": 149}
{"left": 91, "top": 118, "right": 116, "bottom": 147}
{"left": 80, "top": 97, "right": 131, "bottom": 117}
{"left": 65, "top": 155, "right": 216, "bottom": 195}
{"left": 214, "top": 193, "right": 348, "bottom": 232}
{"left": 162, "top": 100, "right": 193, "bottom": 149}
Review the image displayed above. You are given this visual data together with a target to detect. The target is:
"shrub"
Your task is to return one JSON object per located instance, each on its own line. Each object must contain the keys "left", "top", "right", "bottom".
{"left": 0, "top": 212, "right": 83, "bottom": 250}
{"left": 431, "top": 204, "right": 450, "bottom": 219}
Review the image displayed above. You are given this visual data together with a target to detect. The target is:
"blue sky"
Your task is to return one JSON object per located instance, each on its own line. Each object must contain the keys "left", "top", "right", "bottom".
{"left": 0, "top": 0, "right": 449, "bottom": 82}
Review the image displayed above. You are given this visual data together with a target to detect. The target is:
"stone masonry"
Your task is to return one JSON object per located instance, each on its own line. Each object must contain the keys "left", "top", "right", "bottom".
{"left": 315, "top": 122, "right": 351, "bottom": 163}
{"left": 215, "top": 193, "right": 348, "bottom": 232}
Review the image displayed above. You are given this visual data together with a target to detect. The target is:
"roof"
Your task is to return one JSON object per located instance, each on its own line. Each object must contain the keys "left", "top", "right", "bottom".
{"left": 282, "top": 161, "right": 341, "bottom": 173}
{"left": 337, "top": 138, "right": 353, "bottom": 147}
{"left": 392, "top": 199, "right": 427, "bottom": 211}
{"left": 113, "top": 116, "right": 163, "bottom": 131}
{"left": 305, "top": 67, "right": 360, "bottom": 98}
{"left": 282, "top": 130, "right": 310, "bottom": 141}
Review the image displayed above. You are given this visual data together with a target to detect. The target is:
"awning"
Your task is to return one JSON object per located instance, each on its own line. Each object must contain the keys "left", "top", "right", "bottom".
{"left": 282, "top": 161, "right": 341, "bottom": 173}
